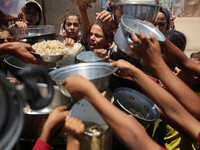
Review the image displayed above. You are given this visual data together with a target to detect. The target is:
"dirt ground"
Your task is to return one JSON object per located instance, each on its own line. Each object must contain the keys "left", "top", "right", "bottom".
{"left": 174, "top": 17, "right": 200, "bottom": 57}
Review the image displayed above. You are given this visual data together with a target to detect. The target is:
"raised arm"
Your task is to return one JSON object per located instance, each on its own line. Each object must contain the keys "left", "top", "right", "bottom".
{"left": 111, "top": 59, "right": 200, "bottom": 141}
{"left": 129, "top": 31, "right": 200, "bottom": 119}
{"left": 161, "top": 38, "right": 200, "bottom": 77}
{"left": 79, "top": 4, "right": 92, "bottom": 45}
{"left": 62, "top": 75, "right": 161, "bottom": 150}
{"left": 0, "top": 42, "right": 46, "bottom": 65}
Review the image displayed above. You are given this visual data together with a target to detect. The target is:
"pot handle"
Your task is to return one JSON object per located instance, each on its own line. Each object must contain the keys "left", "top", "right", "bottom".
{"left": 17, "top": 66, "right": 54, "bottom": 110}
{"left": 125, "top": 32, "right": 138, "bottom": 46}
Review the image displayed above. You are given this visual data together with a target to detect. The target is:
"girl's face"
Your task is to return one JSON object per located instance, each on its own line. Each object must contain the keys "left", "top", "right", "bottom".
{"left": 64, "top": 16, "right": 80, "bottom": 39}
{"left": 155, "top": 12, "right": 167, "bottom": 33}
{"left": 0, "top": 30, "right": 14, "bottom": 43}
{"left": 87, "top": 24, "right": 108, "bottom": 51}
{"left": 25, "top": 4, "right": 40, "bottom": 25}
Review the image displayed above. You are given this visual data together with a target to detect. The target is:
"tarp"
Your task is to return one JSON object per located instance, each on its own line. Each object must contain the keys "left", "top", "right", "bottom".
{"left": 183, "top": 0, "right": 200, "bottom": 17}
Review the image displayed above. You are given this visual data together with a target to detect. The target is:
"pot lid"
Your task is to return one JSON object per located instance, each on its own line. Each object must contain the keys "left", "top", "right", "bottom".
{"left": 114, "top": 87, "right": 160, "bottom": 122}
{"left": 121, "top": 15, "right": 165, "bottom": 42}
{"left": 0, "top": 75, "right": 24, "bottom": 150}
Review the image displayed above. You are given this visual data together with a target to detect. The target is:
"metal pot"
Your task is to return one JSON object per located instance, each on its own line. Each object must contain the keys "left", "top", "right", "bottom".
{"left": 75, "top": 51, "right": 106, "bottom": 63}
{"left": 49, "top": 62, "right": 118, "bottom": 97}
{"left": 0, "top": 66, "right": 54, "bottom": 149}
{"left": 114, "top": 87, "right": 160, "bottom": 128}
{"left": 3, "top": 55, "right": 55, "bottom": 81}
{"left": 21, "top": 83, "right": 71, "bottom": 141}
{"left": 110, "top": 2, "right": 160, "bottom": 24}
{"left": 114, "top": 15, "right": 165, "bottom": 58}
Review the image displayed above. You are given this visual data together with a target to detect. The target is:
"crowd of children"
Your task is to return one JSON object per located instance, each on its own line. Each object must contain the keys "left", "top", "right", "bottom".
{"left": 0, "top": 0, "right": 200, "bottom": 150}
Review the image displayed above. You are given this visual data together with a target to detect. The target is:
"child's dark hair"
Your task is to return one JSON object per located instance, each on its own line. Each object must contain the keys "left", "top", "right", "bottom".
{"left": 164, "top": 30, "right": 187, "bottom": 52}
{"left": 90, "top": 20, "right": 114, "bottom": 49}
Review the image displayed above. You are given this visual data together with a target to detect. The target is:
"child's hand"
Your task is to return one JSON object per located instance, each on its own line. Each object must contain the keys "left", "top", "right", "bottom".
{"left": 44, "top": 106, "right": 69, "bottom": 133}
{"left": 62, "top": 75, "right": 95, "bottom": 100}
{"left": 129, "top": 31, "right": 163, "bottom": 66}
{"left": 94, "top": 48, "right": 107, "bottom": 58}
{"left": 111, "top": 59, "right": 134, "bottom": 77}
{"left": 63, "top": 38, "right": 75, "bottom": 47}
{"left": 65, "top": 117, "right": 85, "bottom": 142}
{"left": 96, "top": 10, "right": 118, "bottom": 29}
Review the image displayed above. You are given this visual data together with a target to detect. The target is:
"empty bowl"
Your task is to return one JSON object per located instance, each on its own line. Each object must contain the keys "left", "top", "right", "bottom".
{"left": 49, "top": 62, "right": 118, "bottom": 97}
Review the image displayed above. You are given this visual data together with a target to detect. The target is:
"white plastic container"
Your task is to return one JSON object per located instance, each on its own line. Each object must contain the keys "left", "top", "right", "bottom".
{"left": 56, "top": 43, "right": 83, "bottom": 67}
{"left": 0, "top": 0, "right": 26, "bottom": 17}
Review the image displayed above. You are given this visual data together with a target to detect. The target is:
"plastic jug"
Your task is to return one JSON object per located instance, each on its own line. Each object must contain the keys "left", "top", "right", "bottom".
{"left": 0, "top": 0, "right": 26, "bottom": 17}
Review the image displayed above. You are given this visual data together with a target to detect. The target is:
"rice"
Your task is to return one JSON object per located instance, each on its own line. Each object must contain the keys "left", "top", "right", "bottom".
{"left": 32, "top": 40, "right": 73, "bottom": 55}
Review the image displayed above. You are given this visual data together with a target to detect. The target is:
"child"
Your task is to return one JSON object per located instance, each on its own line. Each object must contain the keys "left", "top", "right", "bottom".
{"left": 79, "top": 3, "right": 117, "bottom": 57}
{"left": 9, "top": 0, "right": 42, "bottom": 28}
{"left": 32, "top": 106, "right": 84, "bottom": 150}
{"left": 60, "top": 10, "right": 81, "bottom": 45}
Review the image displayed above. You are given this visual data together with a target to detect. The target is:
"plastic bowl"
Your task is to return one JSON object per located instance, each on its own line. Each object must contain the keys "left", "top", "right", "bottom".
{"left": 0, "top": 0, "right": 25, "bottom": 17}
{"left": 11, "top": 25, "right": 54, "bottom": 38}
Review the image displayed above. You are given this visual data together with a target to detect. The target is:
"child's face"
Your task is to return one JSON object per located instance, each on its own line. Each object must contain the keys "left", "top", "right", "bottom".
{"left": 64, "top": 16, "right": 80, "bottom": 39}
{"left": 87, "top": 24, "right": 108, "bottom": 51}
{"left": 25, "top": 4, "right": 40, "bottom": 25}
{"left": 0, "top": 30, "right": 14, "bottom": 43}
{"left": 155, "top": 12, "right": 168, "bottom": 33}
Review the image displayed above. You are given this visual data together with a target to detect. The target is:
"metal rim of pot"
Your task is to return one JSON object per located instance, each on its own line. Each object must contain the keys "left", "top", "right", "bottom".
{"left": 0, "top": 75, "right": 24, "bottom": 150}
{"left": 114, "top": 87, "right": 160, "bottom": 123}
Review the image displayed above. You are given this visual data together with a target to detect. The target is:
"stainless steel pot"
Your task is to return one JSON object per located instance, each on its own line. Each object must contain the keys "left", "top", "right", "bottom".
{"left": 110, "top": 2, "right": 160, "bottom": 24}
{"left": 114, "top": 87, "right": 160, "bottom": 128}
{"left": 0, "top": 66, "right": 54, "bottom": 149}
{"left": 3, "top": 55, "right": 55, "bottom": 81}
{"left": 21, "top": 83, "right": 71, "bottom": 141}
{"left": 114, "top": 15, "right": 165, "bottom": 58}
{"left": 75, "top": 51, "right": 106, "bottom": 63}
{"left": 49, "top": 62, "right": 118, "bottom": 97}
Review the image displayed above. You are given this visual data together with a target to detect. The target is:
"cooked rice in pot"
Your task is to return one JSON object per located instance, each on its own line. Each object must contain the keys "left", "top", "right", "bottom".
{"left": 32, "top": 40, "right": 72, "bottom": 55}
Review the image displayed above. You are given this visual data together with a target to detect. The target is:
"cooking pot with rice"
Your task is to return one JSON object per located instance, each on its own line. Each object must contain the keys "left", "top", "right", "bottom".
{"left": 0, "top": 66, "right": 54, "bottom": 149}
{"left": 21, "top": 83, "right": 71, "bottom": 142}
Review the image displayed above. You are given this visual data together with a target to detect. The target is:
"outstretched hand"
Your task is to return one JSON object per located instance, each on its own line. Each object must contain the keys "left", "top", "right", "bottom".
{"left": 62, "top": 75, "right": 95, "bottom": 100}
{"left": 129, "top": 31, "right": 164, "bottom": 67}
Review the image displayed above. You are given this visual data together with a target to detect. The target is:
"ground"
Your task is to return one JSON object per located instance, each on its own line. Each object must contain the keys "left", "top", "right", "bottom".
{"left": 174, "top": 17, "right": 200, "bottom": 57}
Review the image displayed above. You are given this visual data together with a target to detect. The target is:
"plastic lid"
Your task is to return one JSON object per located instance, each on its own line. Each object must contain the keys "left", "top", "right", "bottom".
{"left": 0, "top": 0, "right": 26, "bottom": 17}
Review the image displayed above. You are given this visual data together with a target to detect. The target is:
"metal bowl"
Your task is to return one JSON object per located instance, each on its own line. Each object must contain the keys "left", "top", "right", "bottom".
{"left": 49, "top": 62, "right": 118, "bottom": 97}
{"left": 3, "top": 55, "right": 55, "bottom": 80}
{"left": 75, "top": 51, "right": 106, "bottom": 63}
{"left": 21, "top": 83, "right": 71, "bottom": 141}
{"left": 110, "top": 2, "right": 160, "bottom": 24}
{"left": 114, "top": 87, "right": 160, "bottom": 128}
{"left": 30, "top": 51, "right": 65, "bottom": 63}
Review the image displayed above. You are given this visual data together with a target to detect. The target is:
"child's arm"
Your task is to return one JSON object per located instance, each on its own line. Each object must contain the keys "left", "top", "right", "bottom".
{"left": 33, "top": 106, "right": 69, "bottom": 150}
{"left": 65, "top": 117, "right": 84, "bottom": 150}
{"left": 129, "top": 31, "right": 200, "bottom": 119}
{"left": 62, "top": 75, "right": 161, "bottom": 150}
{"left": 111, "top": 59, "right": 200, "bottom": 141}
{"left": 79, "top": 3, "right": 92, "bottom": 45}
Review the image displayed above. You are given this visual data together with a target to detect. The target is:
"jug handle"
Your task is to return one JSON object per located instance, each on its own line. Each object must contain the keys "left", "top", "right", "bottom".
{"left": 17, "top": 66, "right": 54, "bottom": 110}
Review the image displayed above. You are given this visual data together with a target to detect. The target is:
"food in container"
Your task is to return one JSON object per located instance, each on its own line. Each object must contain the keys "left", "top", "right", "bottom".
{"left": 31, "top": 40, "right": 78, "bottom": 63}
